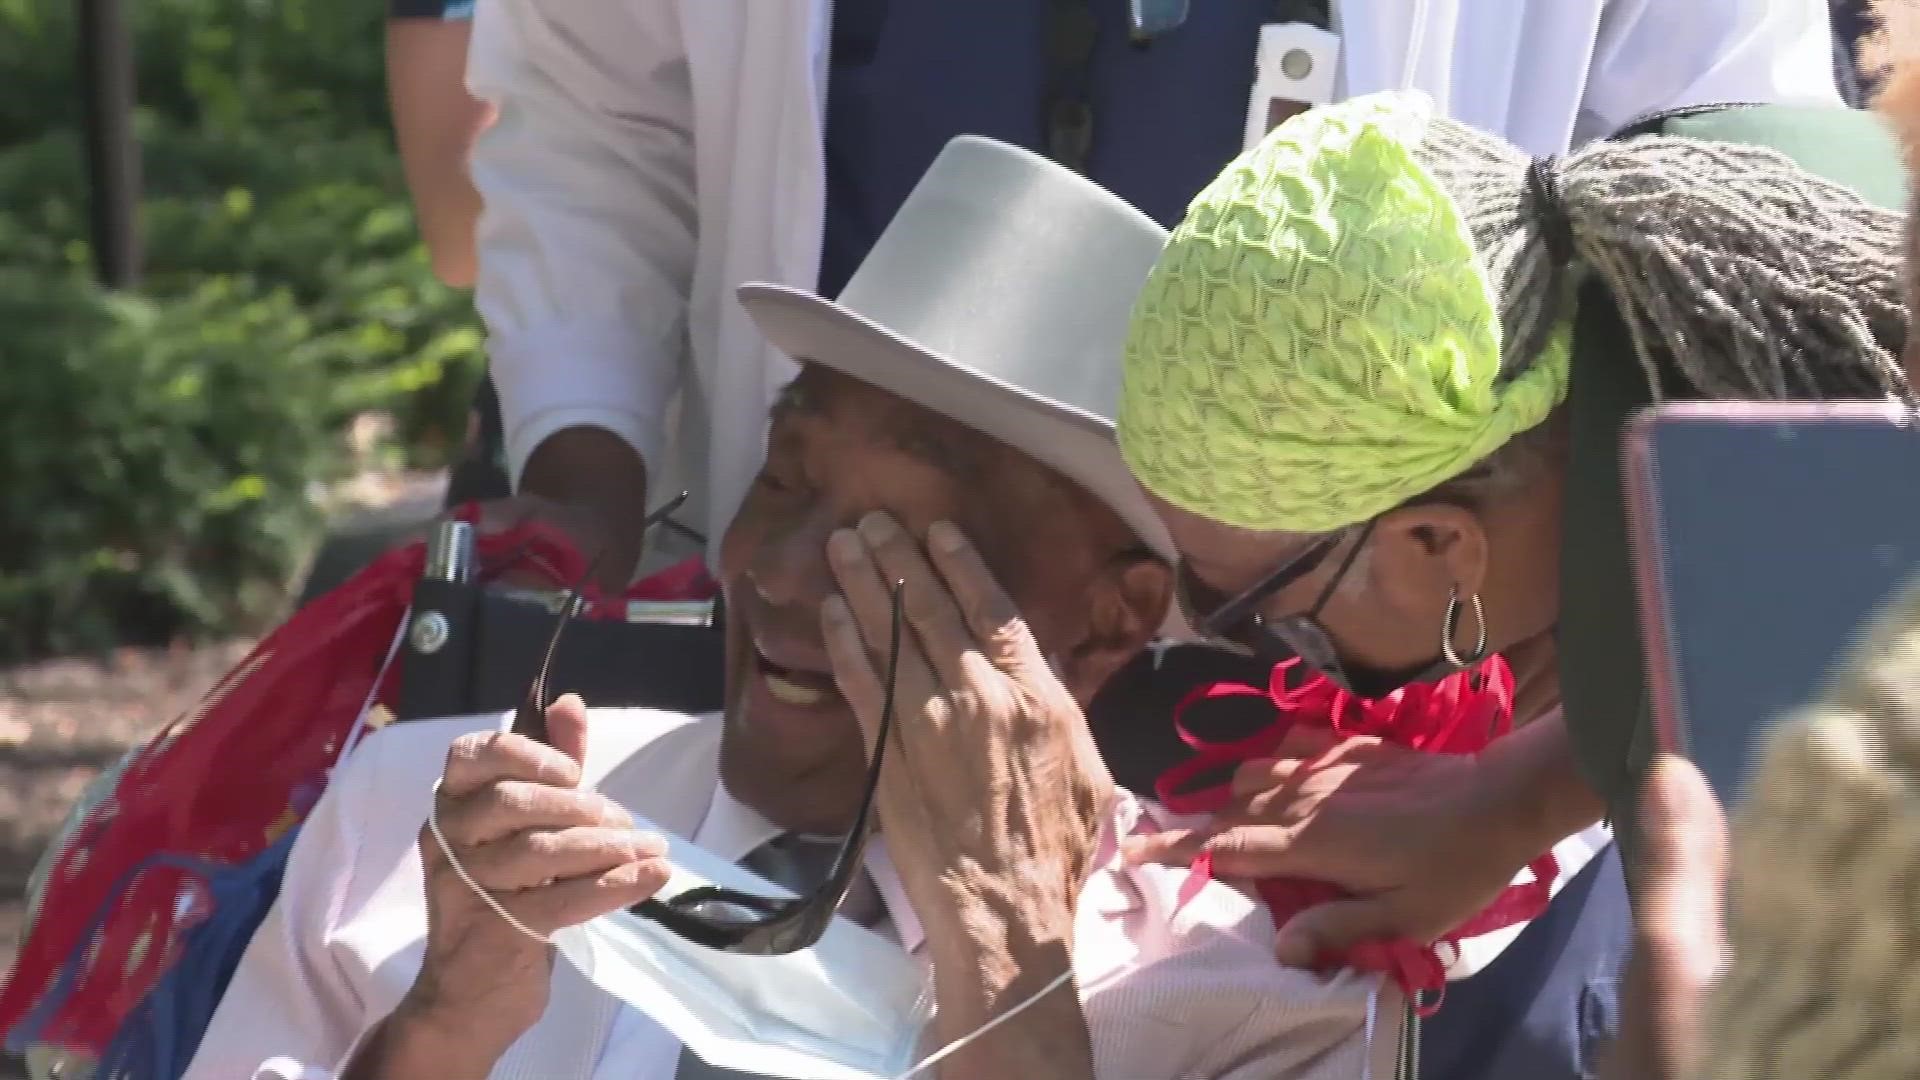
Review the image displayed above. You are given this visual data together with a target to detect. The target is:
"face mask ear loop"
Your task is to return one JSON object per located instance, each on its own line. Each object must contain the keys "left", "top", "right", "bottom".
{"left": 892, "top": 966, "right": 1077, "bottom": 1079}
{"left": 1361, "top": 985, "right": 1379, "bottom": 1080}
{"left": 427, "top": 776, "right": 554, "bottom": 946}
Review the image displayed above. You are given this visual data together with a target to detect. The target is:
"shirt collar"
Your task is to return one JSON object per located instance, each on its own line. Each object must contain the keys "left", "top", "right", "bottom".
{"left": 690, "top": 779, "right": 783, "bottom": 863}
{"left": 862, "top": 839, "right": 925, "bottom": 953}
{"left": 690, "top": 778, "right": 926, "bottom": 954}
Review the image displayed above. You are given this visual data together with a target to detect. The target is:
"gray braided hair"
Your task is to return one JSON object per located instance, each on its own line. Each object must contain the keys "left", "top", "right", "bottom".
{"left": 1394, "top": 115, "right": 1913, "bottom": 497}
{"left": 1418, "top": 117, "right": 1909, "bottom": 400}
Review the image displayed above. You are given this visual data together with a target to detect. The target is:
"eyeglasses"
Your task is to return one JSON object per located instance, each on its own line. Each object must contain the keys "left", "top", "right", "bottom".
{"left": 1176, "top": 520, "right": 1378, "bottom": 692}
{"left": 512, "top": 497, "right": 903, "bottom": 955}
{"left": 1179, "top": 517, "right": 1481, "bottom": 697}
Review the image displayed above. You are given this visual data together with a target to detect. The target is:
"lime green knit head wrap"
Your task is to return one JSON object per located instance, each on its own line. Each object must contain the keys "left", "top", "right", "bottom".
{"left": 1119, "top": 91, "right": 1574, "bottom": 534}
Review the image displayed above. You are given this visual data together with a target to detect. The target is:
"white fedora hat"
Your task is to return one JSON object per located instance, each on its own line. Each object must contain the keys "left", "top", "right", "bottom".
{"left": 737, "top": 136, "right": 1186, "bottom": 632}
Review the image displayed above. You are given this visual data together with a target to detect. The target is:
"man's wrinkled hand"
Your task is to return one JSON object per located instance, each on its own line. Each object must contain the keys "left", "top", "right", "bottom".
{"left": 403, "top": 694, "right": 670, "bottom": 1053}
{"left": 818, "top": 512, "right": 1116, "bottom": 947}
{"left": 1122, "top": 732, "right": 1524, "bottom": 965}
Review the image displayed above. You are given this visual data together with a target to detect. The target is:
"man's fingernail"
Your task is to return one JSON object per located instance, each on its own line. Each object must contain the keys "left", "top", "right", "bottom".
{"left": 857, "top": 511, "right": 898, "bottom": 543}
{"left": 631, "top": 831, "right": 669, "bottom": 859}
{"left": 828, "top": 528, "right": 864, "bottom": 565}
{"left": 928, "top": 520, "right": 964, "bottom": 552}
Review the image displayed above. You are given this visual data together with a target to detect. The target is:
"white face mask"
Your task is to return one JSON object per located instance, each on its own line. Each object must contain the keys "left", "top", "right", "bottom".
{"left": 551, "top": 817, "right": 935, "bottom": 1080}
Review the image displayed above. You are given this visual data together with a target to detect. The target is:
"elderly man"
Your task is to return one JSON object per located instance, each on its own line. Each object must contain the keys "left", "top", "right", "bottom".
{"left": 182, "top": 138, "right": 1412, "bottom": 1080}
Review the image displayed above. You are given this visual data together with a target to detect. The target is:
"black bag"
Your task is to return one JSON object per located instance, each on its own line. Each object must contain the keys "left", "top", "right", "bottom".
{"left": 393, "top": 522, "right": 726, "bottom": 721}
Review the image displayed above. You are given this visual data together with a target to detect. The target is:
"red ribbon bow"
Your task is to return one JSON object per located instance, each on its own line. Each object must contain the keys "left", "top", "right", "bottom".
{"left": 1152, "top": 656, "right": 1559, "bottom": 1016}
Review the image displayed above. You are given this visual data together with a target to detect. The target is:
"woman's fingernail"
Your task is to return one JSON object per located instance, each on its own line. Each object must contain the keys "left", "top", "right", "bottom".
{"left": 928, "top": 520, "right": 964, "bottom": 552}
{"left": 1274, "top": 934, "right": 1314, "bottom": 969}
{"left": 821, "top": 595, "right": 852, "bottom": 624}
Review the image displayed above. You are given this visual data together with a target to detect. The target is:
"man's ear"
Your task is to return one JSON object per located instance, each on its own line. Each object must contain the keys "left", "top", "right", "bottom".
{"left": 1372, "top": 503, "right": 1490, "bottom": 609}
{"left": 1058, "top": 553, "right": 1172, "bottom": 702}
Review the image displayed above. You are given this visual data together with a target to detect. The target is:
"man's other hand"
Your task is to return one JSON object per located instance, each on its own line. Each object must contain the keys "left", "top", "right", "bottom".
{"left": 399, "top": 695, "right": 670, "bottom": 1061}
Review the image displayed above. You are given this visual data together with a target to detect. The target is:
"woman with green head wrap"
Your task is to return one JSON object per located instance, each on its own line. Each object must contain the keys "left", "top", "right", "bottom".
{"left": 1116, "top": 90, "right": 1911, "bottom": 961}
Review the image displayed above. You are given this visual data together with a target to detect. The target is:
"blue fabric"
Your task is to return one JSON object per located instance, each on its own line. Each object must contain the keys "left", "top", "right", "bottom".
{"left": 12, "top": 833, "right": 300, "bottom": 1080}
{"left": 98, "top": 838, "right": 296, "bottom": 1080}
{"left": 387, "top": 0, "right": 471, "bottom": 22}
{"left": 820, "top": 0, "right": 1275, "bottom": 294}
{"left": 1421, "top": 843, "right": 1631, "bottom": 1080}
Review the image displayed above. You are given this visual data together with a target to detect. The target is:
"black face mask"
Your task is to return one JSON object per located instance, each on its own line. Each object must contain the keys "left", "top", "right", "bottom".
{"left": 1323, "top": 653, "right": 1454, "bottom": 700}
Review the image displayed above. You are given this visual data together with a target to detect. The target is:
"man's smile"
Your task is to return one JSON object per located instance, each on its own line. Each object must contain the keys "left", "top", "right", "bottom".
{"left": 735, "top": 582, "right": 849, "bottom": 724}
{"left": 753, "top": 639, "right": 840, "bottom": 709}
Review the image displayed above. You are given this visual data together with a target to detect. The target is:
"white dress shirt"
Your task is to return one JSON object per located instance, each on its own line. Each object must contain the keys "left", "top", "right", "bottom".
{"left": 580, "top": 784, "right": 935, "bottom": 1076}
{"left": 186, "top": 707, "right": 1415, "bottom": 1080}
{"left": 465, "top": 0, "right": 1840, "bottom": 564}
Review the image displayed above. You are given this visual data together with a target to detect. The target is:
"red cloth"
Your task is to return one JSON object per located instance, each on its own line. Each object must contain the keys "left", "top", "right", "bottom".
{"left": 0, "top": 506, "right": 714, "bottom": 1053}
{"left": 1153, "top": 656, "right": 1558, "bottom": 1015}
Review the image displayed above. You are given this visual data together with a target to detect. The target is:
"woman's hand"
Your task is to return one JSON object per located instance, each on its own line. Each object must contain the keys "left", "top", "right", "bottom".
{"left": 1124, "top": 728, "right": 1526, "bottom": 962}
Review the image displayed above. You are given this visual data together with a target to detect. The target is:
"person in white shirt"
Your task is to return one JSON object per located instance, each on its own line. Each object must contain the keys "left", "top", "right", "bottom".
{"left": 470, "top": 0, "right": 1842, "bottom": 582}
{"left": 188, "top": 137, "right": 1498, "bottom": 1080}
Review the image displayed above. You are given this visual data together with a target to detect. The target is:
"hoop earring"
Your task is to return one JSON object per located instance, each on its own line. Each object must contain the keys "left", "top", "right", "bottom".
{"left": 1441, "top": 587, "right": 1490, "bottom": 669}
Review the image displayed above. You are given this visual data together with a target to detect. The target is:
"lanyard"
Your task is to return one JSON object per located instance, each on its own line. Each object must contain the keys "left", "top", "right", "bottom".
{"left": 1043, "top": 0, "right": 1335, "bottom": 174}
{"left": 1396, "top": 994, "right": 1422, "bottom": 1080}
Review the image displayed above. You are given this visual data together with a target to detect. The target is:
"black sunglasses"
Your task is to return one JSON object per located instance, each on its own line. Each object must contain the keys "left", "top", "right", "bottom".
{"left": 512, "top": 499, "right": 903, "bottom": 955}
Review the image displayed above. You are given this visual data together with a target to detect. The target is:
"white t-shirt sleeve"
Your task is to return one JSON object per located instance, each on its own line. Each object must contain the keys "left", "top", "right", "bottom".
{"left": 466, "top": 0, "right": 699, "bottom": 488}
{"left": 1582, "top": 0, "right": 1842, "bottom": 137}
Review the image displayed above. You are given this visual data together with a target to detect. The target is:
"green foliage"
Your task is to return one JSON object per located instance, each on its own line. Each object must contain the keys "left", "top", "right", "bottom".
{"left": 0, "top": 0, "right": 485, "bottom": 658}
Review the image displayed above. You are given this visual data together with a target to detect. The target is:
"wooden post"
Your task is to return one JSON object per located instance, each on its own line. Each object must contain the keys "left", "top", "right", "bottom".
{"left": 77, "top": 0, "right": 142, "bottom": 288}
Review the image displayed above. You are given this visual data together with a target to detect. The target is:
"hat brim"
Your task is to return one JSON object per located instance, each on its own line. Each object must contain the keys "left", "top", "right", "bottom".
{"left": 738, "top": 282, "right": 1190, "bottom": 639}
